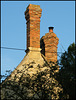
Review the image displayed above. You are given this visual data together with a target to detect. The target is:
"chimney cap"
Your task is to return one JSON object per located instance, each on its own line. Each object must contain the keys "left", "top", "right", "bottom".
{"left": 48, "top": 27, "right": 54, "bottom": 30}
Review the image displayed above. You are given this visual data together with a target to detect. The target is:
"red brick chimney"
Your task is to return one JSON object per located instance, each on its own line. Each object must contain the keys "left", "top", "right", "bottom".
{"left": 25, "top": 4, "right": 42, "bottom": 49}
{"left": 41, "top": 27, "right": 59, "bottom": 63}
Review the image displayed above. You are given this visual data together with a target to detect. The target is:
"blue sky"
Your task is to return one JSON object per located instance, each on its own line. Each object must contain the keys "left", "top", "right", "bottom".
{"left": 1, "top": 1, "right": 75, "bottom": 75}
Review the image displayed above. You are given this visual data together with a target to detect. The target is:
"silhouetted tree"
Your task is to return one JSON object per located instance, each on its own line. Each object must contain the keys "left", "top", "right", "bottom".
{"left": 57, "top": 43, "right": 75, "bottom": 99}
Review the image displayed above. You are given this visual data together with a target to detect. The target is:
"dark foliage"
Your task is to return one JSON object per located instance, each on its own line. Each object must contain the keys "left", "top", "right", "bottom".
{"left": 56, "top": 43, "right": 75, "bottom": 99}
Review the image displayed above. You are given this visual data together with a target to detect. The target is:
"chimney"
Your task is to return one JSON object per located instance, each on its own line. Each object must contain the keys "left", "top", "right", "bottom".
{"left": 25, "top": 4, "right": 42, "bottom": 49}
{"left": 41, "top": 27, "right": 59, "bottom": 63}
{"left": 49, "top": 27, "right": 54, "bottom": 32}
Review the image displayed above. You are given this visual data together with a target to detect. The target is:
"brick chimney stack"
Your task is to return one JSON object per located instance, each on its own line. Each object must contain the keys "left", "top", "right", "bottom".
{"left": 25, "top": 4, "right": 42, "bottom": 49}
{"left": 41, "top": 27, "right": 59, "bottom": 63}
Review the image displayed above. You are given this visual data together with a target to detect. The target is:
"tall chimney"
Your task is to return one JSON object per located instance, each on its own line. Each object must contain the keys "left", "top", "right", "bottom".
{"left": 25, "top": 4, "right": 42, "bottom": 49}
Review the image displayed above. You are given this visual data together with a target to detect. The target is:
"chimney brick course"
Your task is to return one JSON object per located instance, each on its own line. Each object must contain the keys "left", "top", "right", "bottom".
{"left": 25, "top": 4, "right": 42, "bottom": 49}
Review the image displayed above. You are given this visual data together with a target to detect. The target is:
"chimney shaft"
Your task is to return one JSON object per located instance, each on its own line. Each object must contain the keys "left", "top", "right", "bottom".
{"left": 25, "top": 4, "right": 42, "bottom": 49}
{"left": 41, "top": 27, "right": 59, "bottom": 63}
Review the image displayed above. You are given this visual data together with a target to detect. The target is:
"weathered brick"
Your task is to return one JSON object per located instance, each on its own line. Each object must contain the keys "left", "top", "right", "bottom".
{"left": 40, "top": 27, "right": 59, "bottom": 63}
{"left": 25, "top": 4, "right": 42, "bottom": 48}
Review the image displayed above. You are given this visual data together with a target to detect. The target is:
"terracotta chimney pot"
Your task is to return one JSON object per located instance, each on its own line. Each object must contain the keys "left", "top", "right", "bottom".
{"left": 49, "top": 27, "right": 54, "bottom": 32}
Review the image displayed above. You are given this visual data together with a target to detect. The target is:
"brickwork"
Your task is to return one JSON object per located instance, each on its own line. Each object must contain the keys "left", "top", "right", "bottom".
{"left": 41, "top": 27, "right": 59, "bottom": 63}
{"left": 25, "top": 4, "right": 42, "bottom": 48}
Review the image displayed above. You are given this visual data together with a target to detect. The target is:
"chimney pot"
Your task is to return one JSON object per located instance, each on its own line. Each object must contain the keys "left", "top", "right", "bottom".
{"left": 49, "top": 27, "right": 54, "bottom": 32}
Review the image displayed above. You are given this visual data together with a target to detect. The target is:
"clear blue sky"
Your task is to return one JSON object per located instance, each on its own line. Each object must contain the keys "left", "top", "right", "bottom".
{"left": 1, "top": 1, "right": 75, "bottom": 75}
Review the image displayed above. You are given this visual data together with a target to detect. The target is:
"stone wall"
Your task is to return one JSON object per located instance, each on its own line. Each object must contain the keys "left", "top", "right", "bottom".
{"left": 25, "top": 4, "right": 42, "bottom": 48}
